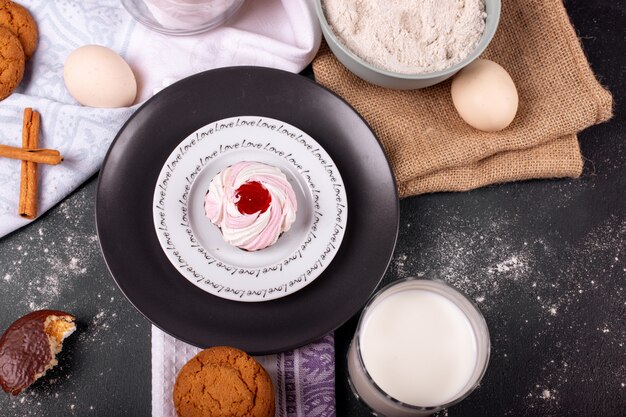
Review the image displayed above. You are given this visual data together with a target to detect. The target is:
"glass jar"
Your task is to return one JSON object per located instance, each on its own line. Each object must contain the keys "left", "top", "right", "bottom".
{"left": 121, "top": 0, "right": 246, "bottom": 36}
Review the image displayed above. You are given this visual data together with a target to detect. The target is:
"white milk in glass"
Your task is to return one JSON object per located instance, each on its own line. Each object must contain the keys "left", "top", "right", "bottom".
{"left": 347, "top": 279, "right": 490, "bottom": 417}
{"left": 361, "top": 289, "right": 477, "bottom": 406}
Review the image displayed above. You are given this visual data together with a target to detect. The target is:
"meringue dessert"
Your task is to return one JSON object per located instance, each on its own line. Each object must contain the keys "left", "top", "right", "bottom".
{"left": 204, "top": 161, "right": 297, "bottom": 251}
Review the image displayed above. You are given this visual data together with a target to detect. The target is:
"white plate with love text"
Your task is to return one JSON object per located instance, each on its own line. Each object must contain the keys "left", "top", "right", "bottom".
{"left": 152, "top": 116, "right": 348, "bottom": 302}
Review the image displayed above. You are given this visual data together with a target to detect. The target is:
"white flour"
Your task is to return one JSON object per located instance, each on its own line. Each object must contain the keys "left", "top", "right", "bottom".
{"left": 323, "top": 0, "right": 487, "bottom": 74}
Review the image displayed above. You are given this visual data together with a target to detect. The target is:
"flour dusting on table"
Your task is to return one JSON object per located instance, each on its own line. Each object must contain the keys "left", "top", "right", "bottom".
{"left": 392, "top": 207, "right": 625, "bottom": 416}
{"left": 0, "top": 181, "right": 148, "bottom": 415}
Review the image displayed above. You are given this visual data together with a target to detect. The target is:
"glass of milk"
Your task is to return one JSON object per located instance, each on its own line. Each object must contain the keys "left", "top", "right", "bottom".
{"left": 347, "top": 278, "right": 490, "bottom": 416}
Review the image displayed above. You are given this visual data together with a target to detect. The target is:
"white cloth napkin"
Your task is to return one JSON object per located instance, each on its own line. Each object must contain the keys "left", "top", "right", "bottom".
{"left": 151, "top": 326, "right": 336, "bottom": 417}
{"left": 0, "top": 0, "right": 321, "bottom": 238}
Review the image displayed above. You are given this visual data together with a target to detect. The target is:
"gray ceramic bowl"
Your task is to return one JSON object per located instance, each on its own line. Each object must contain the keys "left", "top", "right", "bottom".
{"left": 315, "top": 0, "right": 501, "bottom": 90}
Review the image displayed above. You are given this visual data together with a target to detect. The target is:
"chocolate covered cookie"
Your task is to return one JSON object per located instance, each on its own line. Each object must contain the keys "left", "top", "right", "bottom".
{"left": 0, "top": 310, "right": 76, "bottom": 395}
{"left": 173, "top": 346, "right": 275, "bottom": 417}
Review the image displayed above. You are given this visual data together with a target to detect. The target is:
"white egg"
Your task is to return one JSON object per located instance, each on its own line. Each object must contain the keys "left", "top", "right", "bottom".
{"left": 451, "top": 59, "right": 519, "bottom": 132}
{"left": 63, "top": 45, "right": 137, "bottom": 108}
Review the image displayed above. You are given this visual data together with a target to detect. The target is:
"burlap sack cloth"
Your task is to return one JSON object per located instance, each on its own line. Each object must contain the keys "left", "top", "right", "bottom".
{"left": 312, "top": 0, "right": 613, "bottom": 197}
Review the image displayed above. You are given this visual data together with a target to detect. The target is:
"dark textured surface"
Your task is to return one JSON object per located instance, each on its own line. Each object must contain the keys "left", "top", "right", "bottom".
{"left": 336, "top": 0, "right": 626, "bottom": 415}
{"left": 0, "top": 0, "right": 624, "bottom": 416}
{"left": 0, "top": 178, "right": 151, "bottom": 416}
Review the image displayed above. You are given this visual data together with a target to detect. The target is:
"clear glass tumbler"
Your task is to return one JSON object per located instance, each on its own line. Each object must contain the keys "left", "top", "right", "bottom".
{"left": 347, "top": 278, "right": 490, "bottom": 416}
{"left": 121, "top": 0, "right": 246, "bottom": 35}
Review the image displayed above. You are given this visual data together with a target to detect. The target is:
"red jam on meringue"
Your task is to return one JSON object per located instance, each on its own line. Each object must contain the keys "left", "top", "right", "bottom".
{"left": 204, "top": 161, "right": 297, "bottom": 251}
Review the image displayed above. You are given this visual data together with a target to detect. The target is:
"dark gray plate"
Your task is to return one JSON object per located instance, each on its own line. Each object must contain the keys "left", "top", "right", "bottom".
{"left": 96, "top": 67, "right": 399, "bottom": 355}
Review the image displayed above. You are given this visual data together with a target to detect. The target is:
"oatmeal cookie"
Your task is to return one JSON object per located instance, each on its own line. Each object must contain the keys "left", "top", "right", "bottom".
{"left": 0, "top": 26, "right": 24, "bottom": 100}
{"left": 0, "top": 1, "right": 37, "bottom": 59}
{"left": 173, "top": 346, "right": 275, "bottom": 417}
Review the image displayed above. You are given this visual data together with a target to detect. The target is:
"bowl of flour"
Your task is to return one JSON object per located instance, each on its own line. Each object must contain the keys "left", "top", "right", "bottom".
{"left": 316, "top": 0, "right": 501, "bottom": 89}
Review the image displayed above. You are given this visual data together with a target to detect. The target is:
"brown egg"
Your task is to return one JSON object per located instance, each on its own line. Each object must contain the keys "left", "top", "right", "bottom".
{"left": 451, "top": 59, "right": 519, "bottom": 132}
{"left": 64, "top": 45, "right": 137, "bottom": 108}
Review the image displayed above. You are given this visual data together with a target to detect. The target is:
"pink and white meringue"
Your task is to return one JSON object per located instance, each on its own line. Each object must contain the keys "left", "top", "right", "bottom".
{"left": 204, "top": 161, "right": 297, "bottom": 251}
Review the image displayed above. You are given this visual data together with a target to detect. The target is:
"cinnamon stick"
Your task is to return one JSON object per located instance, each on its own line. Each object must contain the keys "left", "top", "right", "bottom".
{"left": 0, "top": 145, "right": 63, "bottom": 165}
{"left": 18, "top": 109, "right": 40, "bottom": 219}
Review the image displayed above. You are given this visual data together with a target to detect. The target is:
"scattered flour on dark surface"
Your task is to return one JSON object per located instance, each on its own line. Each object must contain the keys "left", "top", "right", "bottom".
{"left": 393, "top": 213, "right": 625, "bottom": 416}
{"left": 0, "top": 186, "right": 145, "bottom": 416}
